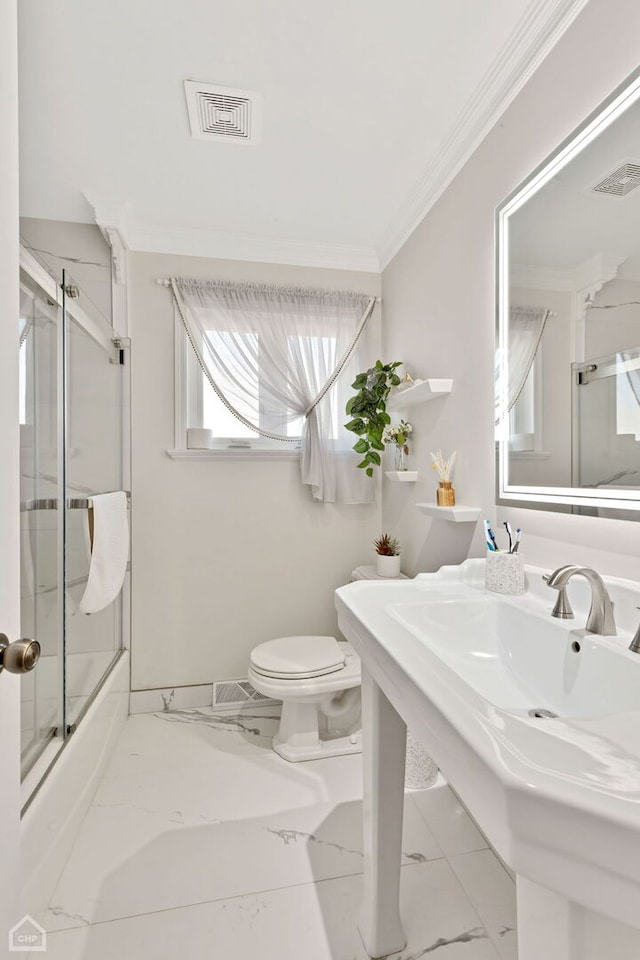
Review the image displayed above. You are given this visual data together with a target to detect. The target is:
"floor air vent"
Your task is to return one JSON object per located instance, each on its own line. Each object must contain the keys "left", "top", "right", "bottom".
{"left": 213, "top": 679, "right": 273, "bottom": 706}
{"left": 591, "top": 160, "right": 640, "bottom": 197}
{"left": 184, "top": 80, "right": 261, "bottom": 144}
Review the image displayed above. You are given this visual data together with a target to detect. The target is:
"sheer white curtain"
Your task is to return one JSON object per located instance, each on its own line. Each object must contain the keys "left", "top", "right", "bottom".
{"left": 495, "top": 304, "right": 549, "bottom": 425}
{"left": 171, "top": 278, "right": 376, "bottom": 503}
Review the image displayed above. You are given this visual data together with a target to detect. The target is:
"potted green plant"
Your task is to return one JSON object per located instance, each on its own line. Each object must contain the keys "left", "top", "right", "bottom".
{"left": 383, "top": 419, "right": 413, "bottom": 472}
{"left": 345, "top": 361, "right": 403, "bottom": 477}
{"left": 374, "top": 533, "right": 401, "bottom": 578}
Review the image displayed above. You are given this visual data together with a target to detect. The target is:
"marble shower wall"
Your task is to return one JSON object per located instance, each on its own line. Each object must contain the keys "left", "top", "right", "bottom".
{"left": 20, "top": 217, "right": 112, "bottom": 324}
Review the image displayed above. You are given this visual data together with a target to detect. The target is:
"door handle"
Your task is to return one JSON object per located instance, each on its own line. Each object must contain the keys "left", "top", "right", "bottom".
{"left": 0, "top": 634, "right": 41, "bottom": 674}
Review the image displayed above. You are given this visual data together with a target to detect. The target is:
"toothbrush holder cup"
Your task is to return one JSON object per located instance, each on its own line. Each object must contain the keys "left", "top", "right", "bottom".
{"left": 485, "top": 551, "right": 525, "bottom": 596}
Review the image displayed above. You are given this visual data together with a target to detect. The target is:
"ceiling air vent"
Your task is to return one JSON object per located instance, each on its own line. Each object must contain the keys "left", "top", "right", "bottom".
{"left": 591, "top": 160, "right": 640, "bottom": 197}
{"left": 184, "top": 80, "right": 262, "bottom": 144}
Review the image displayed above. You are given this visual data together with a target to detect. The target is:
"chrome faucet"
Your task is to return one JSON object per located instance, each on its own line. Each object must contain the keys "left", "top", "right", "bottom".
{"left": 544, "top": 565, "right": 617, "bottom": 636}
{"left": 629, "top": 608, "right": 640, "bottom": 654}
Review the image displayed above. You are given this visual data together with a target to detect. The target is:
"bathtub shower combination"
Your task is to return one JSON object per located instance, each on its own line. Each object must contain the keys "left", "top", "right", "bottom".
{"left": 19, "top": 251, "right": 130, "bottom": 816}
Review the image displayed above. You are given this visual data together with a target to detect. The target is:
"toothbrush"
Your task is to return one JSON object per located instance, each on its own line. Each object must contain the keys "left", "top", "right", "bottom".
{"left": 484, "top": 520, "right": 493, "bottom": 550}
{"left": 503, "top": 521, "right": 513, "bottom": 554}
{"left": 485, "top": 521, "right": 499, "bottom": 552}
{"left": 512, "top": 528, "right": 522, "bottom": 554}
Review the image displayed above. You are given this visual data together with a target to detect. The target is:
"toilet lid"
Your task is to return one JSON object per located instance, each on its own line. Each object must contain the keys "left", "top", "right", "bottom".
{"left": 250, "top": 636, "right": 346, "bottom": 680}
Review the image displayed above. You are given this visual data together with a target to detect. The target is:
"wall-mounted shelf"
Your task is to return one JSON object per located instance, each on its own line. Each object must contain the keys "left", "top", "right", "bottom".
{"left": 385, "top": 471, "right": 418, "bottom": 482}
{"left": 387, "top": 378, "right": 453, "bottom": 411}
{"left": 416, "top": 503, "right": 481, "bottom": 523}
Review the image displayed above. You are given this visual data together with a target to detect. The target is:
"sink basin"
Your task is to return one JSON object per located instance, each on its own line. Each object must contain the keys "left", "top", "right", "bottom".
{"left": 387, "top": 595, "right": 640, "bottom": 718}
{"left": 335, "top": 558, "right": 640, "bottom": 937}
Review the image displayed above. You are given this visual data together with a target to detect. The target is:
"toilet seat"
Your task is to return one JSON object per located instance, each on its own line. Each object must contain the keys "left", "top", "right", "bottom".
{"left": 250, "top": 635, "right": 346, "bottom": 680}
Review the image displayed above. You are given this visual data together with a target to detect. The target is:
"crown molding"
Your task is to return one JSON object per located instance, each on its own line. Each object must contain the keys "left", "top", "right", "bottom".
{"left": 511, "top": 263, "right": 575, "bottom": 291}
{"left": 511, "top": 253, "right": 625, "bottom": 293}
{"left": 83, "top": 192, "right": 130, "bottom": 284}
{"left": 376, "top": 0, "right": 591, "bottom": 270}
{"left": 125, "top": 222, "right": 380, "bottom": 273}
{"left": 573, "top": 252, "right": 624, "bottom": 294}
{"left": 83, "top": 191, "right": 380, "bottom": 272}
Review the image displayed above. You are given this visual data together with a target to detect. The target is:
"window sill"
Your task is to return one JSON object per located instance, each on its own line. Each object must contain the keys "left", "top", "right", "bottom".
{"left": 166, "top": 448, "right": 301, "bottom": 461}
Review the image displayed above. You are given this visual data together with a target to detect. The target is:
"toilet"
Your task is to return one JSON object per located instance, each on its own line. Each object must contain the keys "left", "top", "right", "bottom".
{"left": 248, "top": 567, "right": 409, "bottom": 763}
{"left": 248, "top": 635, "right": 362, "bottom": 762}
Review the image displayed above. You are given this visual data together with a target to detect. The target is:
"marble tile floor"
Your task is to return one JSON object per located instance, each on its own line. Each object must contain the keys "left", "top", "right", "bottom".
{"left": 31, "top": 704, "right": 517, "bottom": 959}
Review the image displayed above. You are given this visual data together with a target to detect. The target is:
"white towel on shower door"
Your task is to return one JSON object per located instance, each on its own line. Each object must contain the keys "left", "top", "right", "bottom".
{"left": 78, "top": 491, "right": 129, "bottom": 614}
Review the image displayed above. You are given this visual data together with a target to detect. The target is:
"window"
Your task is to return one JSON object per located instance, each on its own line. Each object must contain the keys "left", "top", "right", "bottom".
{"left": 193, "top": 330, "right": 263, "bottom": 441}
{"left": 176, "top": 312, "right": 346, "bottom": 453}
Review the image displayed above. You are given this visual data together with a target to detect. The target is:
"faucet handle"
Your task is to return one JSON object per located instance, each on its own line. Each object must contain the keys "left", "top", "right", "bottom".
{"left": 543, "top": 572, "right": 574, "bottom": 619}
{"left": 551, "top": 588, "right": 574, "bottom": 620}
{"left": 630, "top": 608, "right": 640, "bottom": 654}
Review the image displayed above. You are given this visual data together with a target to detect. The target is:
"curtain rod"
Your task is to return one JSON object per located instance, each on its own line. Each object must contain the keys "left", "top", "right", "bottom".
{"left": 156, "top": 278, "right": 381, "bottom": 301}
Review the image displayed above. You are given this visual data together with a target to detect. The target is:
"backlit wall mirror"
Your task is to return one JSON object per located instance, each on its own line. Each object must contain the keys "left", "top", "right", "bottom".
{"left": 496, "top": 67, "right": 640, "bottom": 519}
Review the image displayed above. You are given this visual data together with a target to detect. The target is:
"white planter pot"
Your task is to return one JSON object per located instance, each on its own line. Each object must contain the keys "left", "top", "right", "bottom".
{"left": 376, "top": 554, "right": 401, "bottom": 578}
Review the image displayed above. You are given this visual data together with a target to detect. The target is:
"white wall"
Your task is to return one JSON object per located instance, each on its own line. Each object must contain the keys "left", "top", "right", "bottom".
{"left": 381, "top": 0, "right": 640, "bottom": 581}
{"left": 130, "top": 252, "right": 381, "bottom": 690}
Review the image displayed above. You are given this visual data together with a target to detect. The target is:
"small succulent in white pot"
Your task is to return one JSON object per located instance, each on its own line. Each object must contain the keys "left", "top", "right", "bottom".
{"left": 374, "top": 533, "right": 402, "bottom": 578}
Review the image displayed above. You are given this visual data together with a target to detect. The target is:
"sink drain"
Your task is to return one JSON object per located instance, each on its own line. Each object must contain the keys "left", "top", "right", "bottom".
{"left": 528, "top": 708, "right": 559, "bottom": 719}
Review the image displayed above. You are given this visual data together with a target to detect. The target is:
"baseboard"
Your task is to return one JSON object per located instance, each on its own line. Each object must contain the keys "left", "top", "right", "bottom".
{"left": 129, "top": 683, "right": 213, "bottom": 714}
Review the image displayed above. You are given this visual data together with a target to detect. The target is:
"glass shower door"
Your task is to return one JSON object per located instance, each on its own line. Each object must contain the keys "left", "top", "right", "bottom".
{"left": 62, "top": 270, "right": 126, "bottom": 729}
{"left": 19, "top": 278, "right": 64, "bottom": 775}
{"left": 573, "top": 349, "right": 640, "bottom": 491}
{"left": 19, "top": 258, "right": 128, "bottom": 787}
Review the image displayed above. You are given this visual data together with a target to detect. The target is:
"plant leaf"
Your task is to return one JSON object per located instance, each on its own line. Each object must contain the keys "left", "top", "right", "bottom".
{"left": 345, "top": 359, "right": 407, "bottom": 477}
{"left": 345, "top": 418, "right": 365, "bottom": 434}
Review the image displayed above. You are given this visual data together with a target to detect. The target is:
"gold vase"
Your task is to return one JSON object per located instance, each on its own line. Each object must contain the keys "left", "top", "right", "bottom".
{"left": 436, "top": 481, "right": 455, "bottom": 506}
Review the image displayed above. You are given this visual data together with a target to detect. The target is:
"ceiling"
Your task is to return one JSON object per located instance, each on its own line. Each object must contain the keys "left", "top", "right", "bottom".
{"left": 511, "top": 93, "right": 640, "bottom": 273}
{"left": 18, "top": 0, "right": 588, "bottom": 271}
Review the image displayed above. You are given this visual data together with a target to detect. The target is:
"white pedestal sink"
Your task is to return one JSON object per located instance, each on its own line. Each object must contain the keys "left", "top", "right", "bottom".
{"left": 335, "top": 559, "right": 640, "bottom": 960}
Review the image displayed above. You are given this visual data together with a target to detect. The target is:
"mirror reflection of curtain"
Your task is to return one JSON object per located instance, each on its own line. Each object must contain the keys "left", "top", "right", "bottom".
{"left": 495, "top": 304, "right": 549, "bottom": 425}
